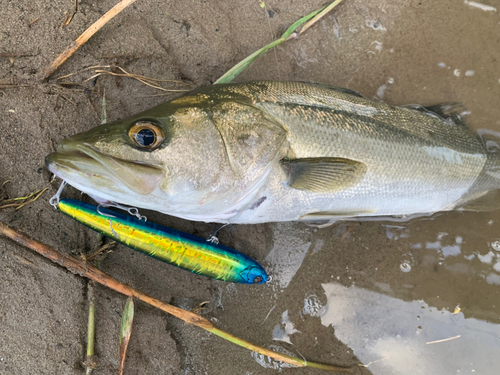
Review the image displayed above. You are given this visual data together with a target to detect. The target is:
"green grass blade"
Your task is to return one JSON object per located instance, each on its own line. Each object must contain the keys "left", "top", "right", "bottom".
{"left": 214, "top": 6, "right": 325, "bottom": 84}
{"left": 119, "top": 297, "right": 135, "bottom": 375}
{"left": 83, "top": 282, "right": 98, "bottom": 375}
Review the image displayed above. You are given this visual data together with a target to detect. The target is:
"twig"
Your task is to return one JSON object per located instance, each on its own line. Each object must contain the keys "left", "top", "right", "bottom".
{"left": 426, "top": 335, "right": 461, "bottom": 345}
{"left": 300, "top": 0, "right": 344, "bottom": 34}
{"left": 0, "top": 203, "right": 20, "bottom": 210}
{"left": 0, "top": 186, "right": 50, "bottom": 210}
{"left": 0, "top": 221, "right": 352, "bottom": 373}
{"left": 115, "top": 66, "right": 192, "bottom": 86}
{"left": 358, "top": 356, "right": 389, "bottom": 368}
{"left": 0, "top": 84, "right": 30, "bottom": 89}
{"left": 86, "top": 67, "right": 191, "bottom": 92}
{"left": 16, "top": 187, "right": 49, "bottom": 210}
{"left": 56, "top": 65, "right": 111, "bottom": 80}
{"left": 56, "top": 65, "right": 191, "bottom": 93}
{"left": 61, "top": 0, "right": 79, "bottom": 28}
{"left": 261, "top": 304, "right": 276, "bottom": 325}
{"left": 42, "top": 0, "right": 138, "bottom": 80}
{"left": 28, "top": 18, "right": 40, "bottom": 27}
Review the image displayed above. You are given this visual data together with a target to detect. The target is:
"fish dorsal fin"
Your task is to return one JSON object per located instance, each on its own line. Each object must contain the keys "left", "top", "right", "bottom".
{"left": 331, "top": 86, "right": 363, "bottom": 98}
{"left": 404, "top": 103, "right": 469, "bottom": 126}
{"left": 299, "top": 81, "right": 363, "bottom": 97}
{"left": 281, "top": 157, "right": 366, "bottom": 193}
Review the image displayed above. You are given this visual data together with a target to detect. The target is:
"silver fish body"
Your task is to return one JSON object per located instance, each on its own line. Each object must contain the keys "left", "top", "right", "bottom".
{"left": 46, "top": 81, "right": 500, "bottom": 224}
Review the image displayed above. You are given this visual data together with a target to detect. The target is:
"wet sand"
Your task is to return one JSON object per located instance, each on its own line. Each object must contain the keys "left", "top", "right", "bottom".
{"left": 1, "top": 0, "right": 499, "bottom": 374}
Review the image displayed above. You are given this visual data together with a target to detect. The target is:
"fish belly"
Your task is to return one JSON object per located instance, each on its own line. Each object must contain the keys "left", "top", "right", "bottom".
{"left": 232, "top": 160, "right": 481, "bottom": 224}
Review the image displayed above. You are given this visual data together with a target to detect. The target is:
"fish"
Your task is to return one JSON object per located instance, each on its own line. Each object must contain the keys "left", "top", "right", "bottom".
{"left": 45, "top": 81, "right": 500, "bottom": 224}
{"left": 57, "top": 198, "right": 268, "bottom": 284}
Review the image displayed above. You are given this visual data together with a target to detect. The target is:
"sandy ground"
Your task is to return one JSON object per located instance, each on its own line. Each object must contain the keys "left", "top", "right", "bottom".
{"left": 1, "top": 0, "right": 500, "bottom": 374}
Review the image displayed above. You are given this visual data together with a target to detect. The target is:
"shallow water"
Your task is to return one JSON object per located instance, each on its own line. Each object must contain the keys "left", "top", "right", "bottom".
{"left": 1, "top": 0, "right": 500, "bottom": 374}
{"left": 226, "top": 210, "right": 500, "bottom": 373}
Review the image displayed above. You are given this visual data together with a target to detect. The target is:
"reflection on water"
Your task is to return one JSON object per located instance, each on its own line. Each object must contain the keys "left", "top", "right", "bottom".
{"left": 272, "top": 310, "right": 300, "bottom": 344}
{"left": 320, "top": 283, "right": 500, "bottom": 374}
{"left": 302, "top": 293, "right": 324, "bottom": 318}
{"left": 251, "top": 344, "right": 297, "bottom": 371}
{"left": 249, "top": 215, "right": 500, "bottom": 372}
{"left": 264, "top": 223, "right": 312, "bottom": 290}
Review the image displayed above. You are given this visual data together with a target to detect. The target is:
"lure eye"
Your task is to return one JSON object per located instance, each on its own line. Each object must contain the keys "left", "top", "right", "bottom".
{"left": 129, "top": 122, "right": 165, "bottom": 149}
{"left": 253, "top": 276, "right": 263, "bottom": 284}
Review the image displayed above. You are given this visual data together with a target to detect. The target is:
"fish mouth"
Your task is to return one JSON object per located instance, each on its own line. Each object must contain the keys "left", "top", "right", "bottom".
{"left": 45, "top": 139, "right": 165, "bottom": 196}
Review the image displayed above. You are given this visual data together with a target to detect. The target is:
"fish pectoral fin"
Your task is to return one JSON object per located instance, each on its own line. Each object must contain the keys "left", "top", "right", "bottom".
{"left": 298, "top": 209, "right": 376, "bottom": 222}
{"left": 281, "top": 157, "right": 367, "bottom": 193}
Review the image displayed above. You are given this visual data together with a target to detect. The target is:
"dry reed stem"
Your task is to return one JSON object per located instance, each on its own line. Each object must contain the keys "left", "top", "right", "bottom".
{"left": 42, "top": 0, "right": 138, "bottom": 80}
{"left": 300, "top": 0, "right": 344, "bottom": 34}
{"left": 0, "top": 221, "right": 352, "bottom": 372}
{"left": 86, "top": 67, "right": 191, "bottom": 92}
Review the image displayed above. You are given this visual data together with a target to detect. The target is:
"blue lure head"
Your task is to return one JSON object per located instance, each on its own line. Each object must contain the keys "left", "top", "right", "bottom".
{"left": 239, "top": 265, "right": 269, "bottom": 284}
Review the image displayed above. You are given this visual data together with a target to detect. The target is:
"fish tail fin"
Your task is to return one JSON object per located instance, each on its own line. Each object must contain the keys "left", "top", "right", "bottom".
{"left": 479, "top": 130, "right": 500, "bottom": 189}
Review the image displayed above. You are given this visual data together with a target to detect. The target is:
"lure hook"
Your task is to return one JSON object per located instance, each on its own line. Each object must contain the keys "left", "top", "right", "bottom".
{"left": 97, "top": 201, "right": 147, "bottom": 221}
{"left": 206, "top": 223, "right": 233, "bottom": 244}
{"left": 49, "top": 180, "right": 67, "bottom": 209}
{"left": 97, "top": 203, "right": 116, "bottom": 218}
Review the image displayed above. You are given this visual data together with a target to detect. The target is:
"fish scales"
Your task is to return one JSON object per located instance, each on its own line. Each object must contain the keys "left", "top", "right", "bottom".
{"left": 46, "top": 81, "right": 500, "bottom": 224}
{"left": 214, "top": 82, "right": 488, "bottom": 220}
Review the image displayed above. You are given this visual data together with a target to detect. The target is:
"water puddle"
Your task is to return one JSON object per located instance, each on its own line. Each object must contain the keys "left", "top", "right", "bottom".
{"left": 320, "top": 283, "right": 500, "bottom": 374}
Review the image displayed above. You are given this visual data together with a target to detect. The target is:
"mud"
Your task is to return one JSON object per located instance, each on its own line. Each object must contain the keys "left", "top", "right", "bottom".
{"left": 1, "top": 0, "right": 499, "bottom": 374}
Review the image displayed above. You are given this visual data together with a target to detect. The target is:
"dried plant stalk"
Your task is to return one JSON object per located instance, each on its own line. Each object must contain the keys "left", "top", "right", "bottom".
{"left": 42, "top": 0, "right": 138, "bottom": 80}
{"left": 0, "top": 221, "right": 352, "bottom": 373}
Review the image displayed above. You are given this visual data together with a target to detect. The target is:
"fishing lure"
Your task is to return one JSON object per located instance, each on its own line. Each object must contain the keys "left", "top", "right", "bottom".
{"left": 57, "top": 198, "right": 268, "bottom": 284}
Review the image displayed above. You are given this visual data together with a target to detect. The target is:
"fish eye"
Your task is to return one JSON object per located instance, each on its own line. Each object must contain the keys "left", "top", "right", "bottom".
{"left": 129, "top": 122, "right": 165, "bottom": 149}
{"left": 253, "top": 276, "right": 263, "bottom": 284}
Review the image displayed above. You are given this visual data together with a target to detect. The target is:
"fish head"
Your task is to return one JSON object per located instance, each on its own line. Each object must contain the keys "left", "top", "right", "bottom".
{"left": 45, "top": 96, "right": 285, "bottom": 219}
{"left": 46, "top": 120, "right": 161, "bottom": 197}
